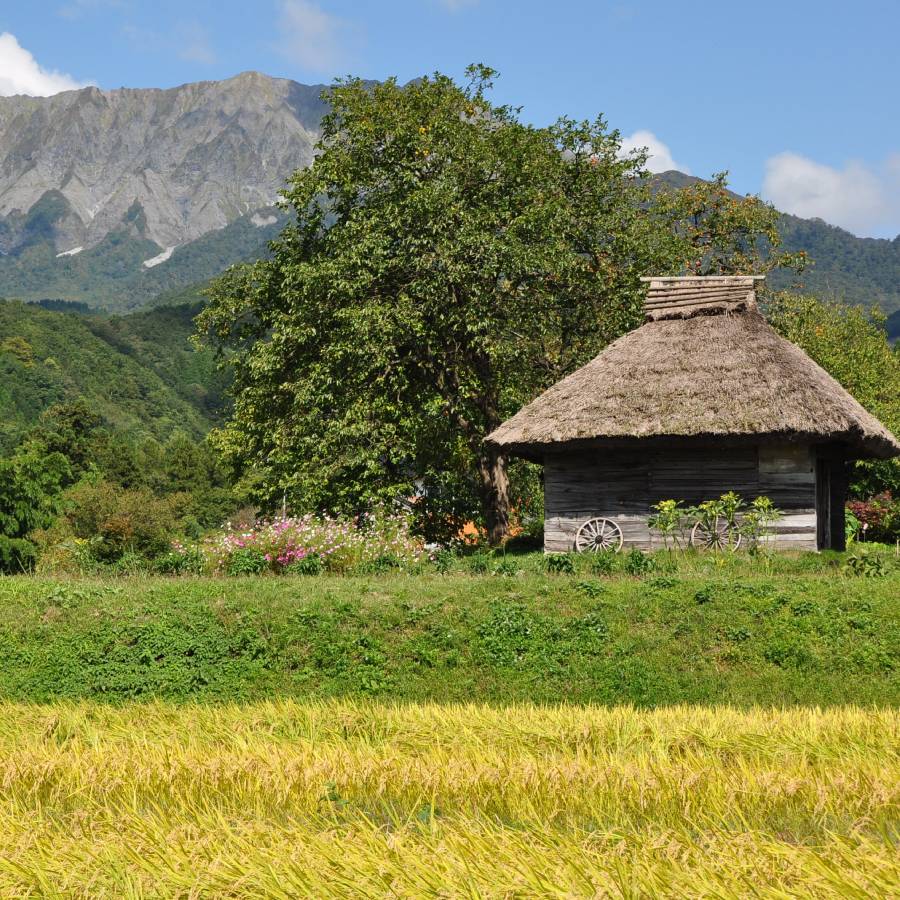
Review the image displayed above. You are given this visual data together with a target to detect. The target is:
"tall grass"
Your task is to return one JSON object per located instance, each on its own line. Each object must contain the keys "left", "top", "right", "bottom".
{"left": 0, "top": 701, "right": 896, "bottom": 897}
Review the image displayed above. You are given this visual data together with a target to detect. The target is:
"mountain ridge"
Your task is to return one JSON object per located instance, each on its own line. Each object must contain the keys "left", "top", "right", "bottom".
{"left": 0, "top": 75, "right": 897, "bottom": 316}
{"left": 0, "top": 71, "right": 325, "bottom": 252}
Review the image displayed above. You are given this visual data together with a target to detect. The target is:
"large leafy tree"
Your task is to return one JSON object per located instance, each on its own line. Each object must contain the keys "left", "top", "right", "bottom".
{"left": 767, "top": 293, "right": 900, "bottom": 497}
{"left": 199, "top": 66, "right": 796, "bottom": 543}
{"left": 199, "top": 66, "right": 668, "bottom": 542}
{"left": 0, "top": 447, "right": 69, "bottom": 572}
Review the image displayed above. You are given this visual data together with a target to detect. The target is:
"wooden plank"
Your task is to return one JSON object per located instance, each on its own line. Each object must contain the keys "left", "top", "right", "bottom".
{"left": 543, "top": 444, "right": 820, "bottom": 553}
{"left": 645, "top": 289, "right": 752, "bottom": 304}
{"left": 640, "top": 276, "right": 763, "bottom": 283}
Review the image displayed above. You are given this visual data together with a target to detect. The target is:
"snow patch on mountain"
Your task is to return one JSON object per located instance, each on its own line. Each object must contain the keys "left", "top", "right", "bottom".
{"left": 251, "top": 213, "right": 278, "bottom": 227}
{"left": 143, "top": 246, "right": 175, "bottom": 268}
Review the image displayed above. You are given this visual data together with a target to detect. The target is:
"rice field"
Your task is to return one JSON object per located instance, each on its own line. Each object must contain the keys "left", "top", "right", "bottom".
{"left": 0, "top": 701, "right": 897, "bottom": 897}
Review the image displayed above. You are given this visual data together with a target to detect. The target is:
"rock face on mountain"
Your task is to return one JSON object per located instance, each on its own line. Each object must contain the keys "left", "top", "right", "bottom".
{"left": 0, "top": 72, "right": 326, "bottom": 254}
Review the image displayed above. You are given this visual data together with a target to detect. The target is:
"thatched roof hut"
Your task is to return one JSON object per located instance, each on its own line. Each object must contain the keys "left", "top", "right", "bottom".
{"left": 487, "top": 276, "right": 899, "bottom": 553}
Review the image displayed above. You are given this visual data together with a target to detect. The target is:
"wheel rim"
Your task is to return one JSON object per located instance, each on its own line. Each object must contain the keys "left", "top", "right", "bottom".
{"left": 575, "top": 518, "right": 623, "bottom": 553}
{"left": 691, "top": 517, "right": 741, "bottom": 551}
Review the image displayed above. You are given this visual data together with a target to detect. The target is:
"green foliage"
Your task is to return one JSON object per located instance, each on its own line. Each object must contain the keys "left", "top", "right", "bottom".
{"left": 648, "top": 499, "right": 686, "bottom": 550}
{"left": 287, "top": 554, "right": 325, "bottom": 576}
{"left": 54, "top": 480, "right": 188, "bottom": 562}
{"left": 545, "top": 553, "right": 576, "bottom": 575}
{"left": 843, "top": 547, "right": 889, "bottom": 578}
{"left": 767, "top": 292, "right": 900, "bottom": 496}
{"left": 845, "top": 507, "right": 862, "bottom": 544}
{"left": 649, "top": 493, "right": 783, "bottom": 553}
{"left": 224, "top": 548, "right": 269, "bottom": 577}
{"left": 623, "top": 548, "right": 653, "bottom": 576}
{"left": 0, "top": 572, "right": 895, "bottom": 705}
{"left": 198, "top": 67, "right": 662, "bottom": 542}
{"left": 653, "top": 172, "right": 807, "bottom": 276}
{"left": 590, "top": 551, "right": 617, "bottom": 575}
{"left": 0, "top": 537, "right": 37, "bottom": 574}
{"left": 0, "top": 447, "right": 70, "bottom": 572}
{"left": 0, "top": 300, "right": 216, "bottom": 451}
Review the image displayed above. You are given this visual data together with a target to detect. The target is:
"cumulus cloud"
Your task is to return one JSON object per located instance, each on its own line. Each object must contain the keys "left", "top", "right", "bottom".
{"left": 763, "top": 152, "right": 900, "bottom": 238}
{"left": 0, "top": 33, "right": 91, "bottom": 96}
{"left": 275, "top": 0, "right": 351, "bottom": 74}
{"left": 619, "top": 130, "right": 690, "bottom": 174}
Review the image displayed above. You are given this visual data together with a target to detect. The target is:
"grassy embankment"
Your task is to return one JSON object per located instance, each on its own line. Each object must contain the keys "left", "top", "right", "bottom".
{"left": 0, "top": 701, "right": 897, "bottom": 896}
{"left": 0, "top": 564, "right": 896, "bottom": 705}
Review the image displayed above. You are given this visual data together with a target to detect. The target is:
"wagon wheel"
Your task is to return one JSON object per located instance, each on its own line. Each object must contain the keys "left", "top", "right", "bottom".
{"left": 690, "top": 517, "right": 742, "bottom": 552}
{"left": 575, "top": 517, "right": 624, "bottom": 553}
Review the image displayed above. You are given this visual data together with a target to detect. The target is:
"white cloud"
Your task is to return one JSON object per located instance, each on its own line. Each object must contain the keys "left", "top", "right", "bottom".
{"left": 177, "top": 22, "right": 217, "bottom": 65}
{"left": 763, "top": 151, "right": 900, "bottom": 238}
{"left": 0, "top": 33, "right": 91, "bottom": 96}
{"left": 619, "top": 130, "right": 690, "bottom": 175}
{"left": 275, "top": 0, "right": 349, "bottom": 74}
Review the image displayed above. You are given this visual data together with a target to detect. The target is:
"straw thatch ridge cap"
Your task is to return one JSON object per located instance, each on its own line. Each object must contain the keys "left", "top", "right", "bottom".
{"left": 641, "top": 274, "right": 763, "bottom": 322}
{"left": 487, "top": 308, "right": 900, "bottom": 460}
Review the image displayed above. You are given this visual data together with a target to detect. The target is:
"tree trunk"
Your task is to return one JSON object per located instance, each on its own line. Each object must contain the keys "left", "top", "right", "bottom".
{"left": 478, "top": 445, "right": 511, "bottom": 546}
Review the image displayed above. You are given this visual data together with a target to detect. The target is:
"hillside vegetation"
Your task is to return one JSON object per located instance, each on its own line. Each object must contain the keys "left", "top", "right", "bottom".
{"left": 0, "top": 700, "right": 895, "bottom": 897}
{"left": 655, "top": 171, "right": 900, "bottom": 315}
{"left": 0, "top": 211, "right": 284, "bottom": 313}
{"left": 0, "top": 300, "right": 221, "bottom": 449}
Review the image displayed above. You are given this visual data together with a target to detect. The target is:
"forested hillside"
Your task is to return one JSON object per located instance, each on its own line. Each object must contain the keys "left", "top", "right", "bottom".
{"left": 655, "top": 171, "right": 900, "bottom": 315}
{"left": 0, "top": 209, "right": 285, "bottom": 313}
{"left": 0, "top": 300, "right": 221, "bottom": 450}
{"left": 771, "top": 214, "right": 900, "bottom": 314}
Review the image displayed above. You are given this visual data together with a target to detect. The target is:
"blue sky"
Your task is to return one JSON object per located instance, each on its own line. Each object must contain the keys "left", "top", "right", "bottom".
{"left": 2, "top": 0, "right": 899, "bottom": 237}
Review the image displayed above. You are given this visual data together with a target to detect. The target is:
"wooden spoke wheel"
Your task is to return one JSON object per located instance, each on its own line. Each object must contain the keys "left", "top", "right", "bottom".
{"left": 575, "top": 517, "right": 624, "bottom": 553}
{"left": 690, "top": 517, "right": 742, "bottom": 552}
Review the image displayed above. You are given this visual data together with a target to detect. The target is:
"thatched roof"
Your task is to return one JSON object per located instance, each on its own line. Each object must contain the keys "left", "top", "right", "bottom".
{"left": 487, "top": 276, "right": 900, "bottom": 461}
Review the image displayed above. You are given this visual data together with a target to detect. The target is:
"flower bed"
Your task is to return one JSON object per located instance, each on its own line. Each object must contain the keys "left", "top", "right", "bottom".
{"left": 183, "top": 509, "right": 426, "bottom": 575}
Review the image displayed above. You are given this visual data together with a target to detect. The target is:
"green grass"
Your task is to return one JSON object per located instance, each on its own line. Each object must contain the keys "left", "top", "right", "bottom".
{"left": 0, "top": 566, "right": 896, "bottom": 706}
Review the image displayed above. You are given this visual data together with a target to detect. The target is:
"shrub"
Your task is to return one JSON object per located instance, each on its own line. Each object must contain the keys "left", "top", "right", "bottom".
{"left": 545, "top": 553, "right": 575, "bottom": 575}
{"left": 492, "top": 557, "right": 519, "bottom": 577}
{"left": 153, "top": 546, "right": 205, "bottom": 576}
{"left": 286, "top": 554, "right": 323, "bottom": 576}
{"left": 623, "top": 548, "right": 653, "bottom": 576}
{"left": 843, "top": 547, "right": 889, "bottom": 578}
{"left": 53, "top": 480, "right": 187, "bottom": 563}
{"left": 846, "top": 493, "right": 899, "bottom": 544}
{"left": 590, "top": 552, "right": 617, "bottom": 575}
{"left": 0, "top": 536, "right": 37, "bottom": 574}
{"left": 225, "top": 548, "right": 269, "bottom": 576}
{"left": 430, "top": 549, "right": 454, "bottom": 574}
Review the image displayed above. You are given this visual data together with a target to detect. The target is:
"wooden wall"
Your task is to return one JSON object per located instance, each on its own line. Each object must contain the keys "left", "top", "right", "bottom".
{"left": 544, "top": 443, "right": 819, "bottom": 552}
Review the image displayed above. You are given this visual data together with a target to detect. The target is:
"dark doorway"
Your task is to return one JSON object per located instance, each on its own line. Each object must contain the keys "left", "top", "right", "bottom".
{"left": 816, "top": 459, "right": 830, "bottom": 550}
{"left": 816, "top": 455, "right": 848, "bottom": 552}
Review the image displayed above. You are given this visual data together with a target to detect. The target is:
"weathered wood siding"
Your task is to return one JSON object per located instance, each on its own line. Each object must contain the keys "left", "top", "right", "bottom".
{"left": 544, "top": 444, "right": 818, "bottom": 552}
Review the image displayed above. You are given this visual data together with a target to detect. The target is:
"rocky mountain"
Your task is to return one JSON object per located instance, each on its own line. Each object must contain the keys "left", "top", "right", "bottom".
{"left": 0, "top": 75, "right": 897, "bottom": 319}
{"left": 0, "top": 72, "right": 323, "bottom": 309}
{"left": 0, "top": 71, "right": 324, "bottom": 250}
